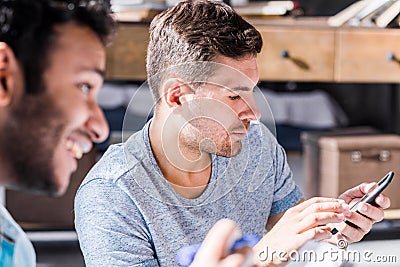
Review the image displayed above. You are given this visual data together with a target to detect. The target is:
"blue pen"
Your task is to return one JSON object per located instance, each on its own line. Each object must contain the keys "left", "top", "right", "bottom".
{"left": 176, "top": 234, "right": 261, "bottom": 267}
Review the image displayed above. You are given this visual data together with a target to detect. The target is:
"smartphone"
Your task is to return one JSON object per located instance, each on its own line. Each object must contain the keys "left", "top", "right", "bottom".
{"left": 331, "top": 171, "right": 394, "bottom": 235}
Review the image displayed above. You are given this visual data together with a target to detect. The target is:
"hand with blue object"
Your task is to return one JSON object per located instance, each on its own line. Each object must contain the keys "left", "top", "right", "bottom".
{"left": 182, "top": 219, "right": 255, "bottom": 267}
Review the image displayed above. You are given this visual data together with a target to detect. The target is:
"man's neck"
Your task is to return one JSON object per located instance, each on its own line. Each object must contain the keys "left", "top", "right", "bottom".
{"left": 148, "top": 116, "right": 212, "bottom": 199}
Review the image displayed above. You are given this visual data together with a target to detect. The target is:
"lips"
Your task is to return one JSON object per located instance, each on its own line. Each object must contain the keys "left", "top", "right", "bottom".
{"left": 230, "top": 123, "right": 249, "bottom": 140}
{"left": 231, "top": 131, "right": 247, "bottom": 140}
{"left": 230, "top": 128, "right": 247, "bottom": 140}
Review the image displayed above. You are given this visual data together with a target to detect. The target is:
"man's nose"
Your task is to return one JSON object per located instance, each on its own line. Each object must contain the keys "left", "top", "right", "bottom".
{"left": 85, "top": 101, "right": 109, "bottom": 143}
{"left": 239, "top": 94, "right": 261, "bottom": 121}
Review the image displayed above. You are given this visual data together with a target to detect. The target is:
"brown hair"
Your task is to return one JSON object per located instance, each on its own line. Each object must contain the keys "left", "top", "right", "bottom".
{"left": 0, "top": 0, "right": 115, "bottom": 95}
{"left": 146, "top": 0, "right": 262, "bottom": 102}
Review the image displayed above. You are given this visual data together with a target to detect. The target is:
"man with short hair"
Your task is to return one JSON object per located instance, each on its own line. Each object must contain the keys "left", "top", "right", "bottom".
{"left": 75, "top": 1, "right": 390, "bottom": 266}
{"left": 0, "top": 0, "right": 113, "bottom": 265}
{"left": 0, "top": 1, "right": 246, "bottom": 266}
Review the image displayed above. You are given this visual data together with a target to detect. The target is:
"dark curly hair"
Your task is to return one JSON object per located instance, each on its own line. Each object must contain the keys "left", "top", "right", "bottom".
{"left": 0, "top": 0, "right": 115, "bottom": 94}
{"left": 146, "top": 0, "right": 263, "bottom": 102}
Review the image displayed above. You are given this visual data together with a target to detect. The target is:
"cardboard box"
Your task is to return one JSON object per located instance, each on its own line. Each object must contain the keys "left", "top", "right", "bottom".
{"left": 319, "top": 135, "right": 400, "bottom": 213}
{"left": 301, "top": 127, "right": 379, "bottom": 198}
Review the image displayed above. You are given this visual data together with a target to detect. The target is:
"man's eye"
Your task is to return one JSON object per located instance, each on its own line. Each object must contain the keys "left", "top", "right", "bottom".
{"left": 78, "top": 83, "right": 91, "bottom": 94}
{"left": 229, "top": 95, "right": 241, "bottom": 100}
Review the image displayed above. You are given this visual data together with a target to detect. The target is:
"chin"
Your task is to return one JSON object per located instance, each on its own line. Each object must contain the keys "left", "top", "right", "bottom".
{"left": 228, "top": 148, "right": 242, "bottom": 157}
{"left": 215, "top": 143, "right": 242, "bottom": 158}
{"left": 51, "top": 174, "right": 72, "bottom": 197}
{"left": 35, "top": 173, "right": 71, "bottom": 197}
{"left": 228, "top": 141, "right": 242, "bottom": 157}
{"left": 40, "top": 183, "right": 68, "bottom": 197}
{"left": 50, "top": 187, "right": 68, "bottom": 197}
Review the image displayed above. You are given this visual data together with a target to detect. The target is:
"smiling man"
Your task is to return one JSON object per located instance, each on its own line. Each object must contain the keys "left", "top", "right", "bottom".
{"left": 0, "top": 1, "right": 251, "bottom": 266}
{"left": 0, "top": 0, "right": 113, "bottom": 265}
{"left": 75, "top": 1, "right": 390, "bottom": 266}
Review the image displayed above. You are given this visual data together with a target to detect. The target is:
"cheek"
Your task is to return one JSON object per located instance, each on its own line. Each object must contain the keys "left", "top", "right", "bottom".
{"left": 211, "top": 111, "right": 241, "bottom": 132}
{"left": 70, "top": 107, "right": 89, "bottom": 127}
{"left": 42, "top": 97, "right": 87, "bottom": 193}
{"left": 201, "top": 101, "right": 241, "bottom": 128}
{"left": 54, "top": 96, "right": 90, "bottom": 129}
{"left": 204, "top": 120, "right": 230, "bottom": 141}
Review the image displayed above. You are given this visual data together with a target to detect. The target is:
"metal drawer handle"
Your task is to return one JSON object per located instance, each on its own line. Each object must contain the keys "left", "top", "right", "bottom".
{"left": 387, "top": 52, "right": 400, "bottom": 64}
{"left": 280, "top": 50, "right": 290, "bottom": 58}
{"left": 351, "top": 150, "right": 391, "bottom": 162}
{"left": 279, "top": 50, "right": 310, "bottom": 70}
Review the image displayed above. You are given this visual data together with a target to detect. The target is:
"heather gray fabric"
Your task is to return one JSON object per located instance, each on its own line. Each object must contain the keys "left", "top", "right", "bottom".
{"left": 75, "top": 120, "right": 303, "bottom": 266}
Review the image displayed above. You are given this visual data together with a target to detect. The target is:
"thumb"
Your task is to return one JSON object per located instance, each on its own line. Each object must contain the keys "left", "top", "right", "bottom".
{"left": 338, "top": 182, "right": 376, "bottom": 203}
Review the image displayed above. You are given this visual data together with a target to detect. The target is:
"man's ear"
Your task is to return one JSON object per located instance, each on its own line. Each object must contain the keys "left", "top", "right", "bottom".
{"left": 161, "top": 77, "right": 193, "bottom": 108}
{"left": 0, "top": 42, "right": 18, "bottom": 107}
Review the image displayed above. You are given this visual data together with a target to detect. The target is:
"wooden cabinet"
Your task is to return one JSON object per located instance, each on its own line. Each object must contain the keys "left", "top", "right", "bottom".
{"left": 105, "top": 19, "right": 400, "bottom": 83}
{"left": 336, "top": 29, "right": 400, "bottom": 83}
{"left": 106, "top": 23, "right": 149, "bottom": 80}
{"left": 257, "top": 27, "right": 335, "bottom": 81}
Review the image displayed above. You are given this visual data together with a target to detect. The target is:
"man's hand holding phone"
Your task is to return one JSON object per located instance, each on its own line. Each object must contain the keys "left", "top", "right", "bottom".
{"left": 189, "top": 172, "right": 393, "bottom": 267}
{"left": 329, "top": 172, "right": 392, "bottom": 244}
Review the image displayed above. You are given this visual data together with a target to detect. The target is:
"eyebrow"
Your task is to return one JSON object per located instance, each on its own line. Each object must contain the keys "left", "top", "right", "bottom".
{"left": 79, "top": 67, "right": 105, "bottom": 78}
{"left": 231, "top": 85, "right": 256, "bottom": 92}
{"left": 231, "top": 80, "right": 260, "bottom": 92}
{"left": 93, "top": 68, "right": 105, "bottom": 78}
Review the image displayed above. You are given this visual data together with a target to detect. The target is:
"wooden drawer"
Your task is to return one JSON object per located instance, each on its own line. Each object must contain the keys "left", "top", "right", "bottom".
{"left": 105, "top": 24, "right": 149, "bottom": 81}
{"left": 256, "top": 27, "right": 335, "bottom": 81}
{"left": 336, "top": 29, "right": 400, "bottom": 83}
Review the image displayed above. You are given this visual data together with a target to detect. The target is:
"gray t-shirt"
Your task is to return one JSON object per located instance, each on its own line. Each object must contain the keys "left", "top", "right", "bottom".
{"left": 75, "top": 120, "right": 303, "bottom": 266}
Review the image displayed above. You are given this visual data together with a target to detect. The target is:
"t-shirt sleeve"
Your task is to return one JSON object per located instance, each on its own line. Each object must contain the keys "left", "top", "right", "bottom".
{"left": 269, "top": 143, "right": 303, "bottom": 216}
{"left": 74, "top": 178, "right": 159, "bottom": 267}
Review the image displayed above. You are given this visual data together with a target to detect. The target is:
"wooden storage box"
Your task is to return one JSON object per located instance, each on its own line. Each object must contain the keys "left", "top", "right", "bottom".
{"left": 301, "top": 127, "right": 379, "bottom": 198}
{"left": 319, "top": 135, "right": 400, "bottom": 216}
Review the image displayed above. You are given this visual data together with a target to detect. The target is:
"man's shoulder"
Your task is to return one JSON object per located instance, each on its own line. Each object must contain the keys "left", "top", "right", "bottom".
{"left": 81, "top": 131, "right": 148, "bottom": 186}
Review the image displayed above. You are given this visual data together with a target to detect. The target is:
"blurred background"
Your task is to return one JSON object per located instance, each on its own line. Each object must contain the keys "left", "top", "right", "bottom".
{"left": 3, "top": 1, "right": 400, "bottom": 266}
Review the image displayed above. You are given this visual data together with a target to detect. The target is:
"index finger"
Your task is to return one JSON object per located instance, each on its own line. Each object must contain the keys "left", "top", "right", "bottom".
{"left": 294, "top": 197, "right": 345, "bottom": 212}
{"left": 374, "top": 194, "right": 391, "bottom": 209}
